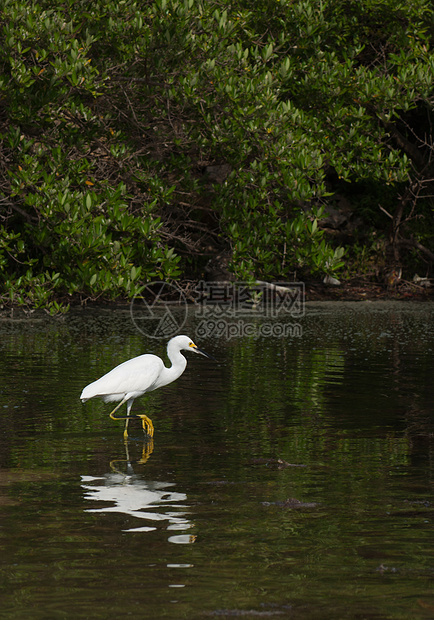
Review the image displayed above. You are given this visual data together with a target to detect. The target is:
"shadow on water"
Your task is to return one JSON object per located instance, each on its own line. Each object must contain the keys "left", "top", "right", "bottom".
{"left": 0, "top": 302, "right": 433, "bottom": 619}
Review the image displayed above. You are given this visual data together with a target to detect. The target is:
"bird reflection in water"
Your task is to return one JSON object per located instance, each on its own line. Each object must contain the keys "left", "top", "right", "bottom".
{"left": 81, "top": 442, "right": 195, "bottom": 540}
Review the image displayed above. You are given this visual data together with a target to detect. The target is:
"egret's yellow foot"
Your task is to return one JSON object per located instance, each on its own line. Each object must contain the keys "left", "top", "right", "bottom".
{"left": 138, "top": 414, "right": 154, "bottom": 438}
{"left": 108, "top": 404, "right": 153, "bottom": 438}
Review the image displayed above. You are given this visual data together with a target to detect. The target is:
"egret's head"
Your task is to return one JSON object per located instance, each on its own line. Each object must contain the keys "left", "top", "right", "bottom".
{"left": 172, "top": 335, "right": 215, "bottom": 360}
{"left": 188, "top": 340, "right": 215, "bottom": 359}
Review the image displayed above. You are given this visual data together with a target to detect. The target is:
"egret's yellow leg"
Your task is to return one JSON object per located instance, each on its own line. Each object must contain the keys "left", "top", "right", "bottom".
{"left": 109, "top": 397, "right": 128, "bottom": 421}
{"left": 108, "top": 397, "right": 133, "bottom": 438}
{"left": 123, "top": 416, "right": 130, "bottom": 439}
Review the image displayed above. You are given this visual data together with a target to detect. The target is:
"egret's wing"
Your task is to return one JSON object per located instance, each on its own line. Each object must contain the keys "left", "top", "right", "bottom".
{"left": 80, "top": 354, "right": 164, "bottom": 401}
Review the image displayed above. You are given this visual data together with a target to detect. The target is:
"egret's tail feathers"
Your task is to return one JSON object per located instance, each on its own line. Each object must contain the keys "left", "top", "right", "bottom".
{"left": 80, "top": 385, "right": 95, "bottom": 401}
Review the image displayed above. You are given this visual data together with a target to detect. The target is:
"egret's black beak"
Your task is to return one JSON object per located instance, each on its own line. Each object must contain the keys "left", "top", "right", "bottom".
{"left": 192, "top": 345, "right": 216, "bottom": 361}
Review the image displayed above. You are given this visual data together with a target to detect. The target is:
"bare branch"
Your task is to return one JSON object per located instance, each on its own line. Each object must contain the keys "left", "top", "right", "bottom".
{"left": 398, "top": 238, "right": 434, "bottom": 262}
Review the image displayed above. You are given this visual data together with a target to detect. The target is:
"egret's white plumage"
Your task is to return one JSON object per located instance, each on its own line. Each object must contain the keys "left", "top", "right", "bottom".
{"left": 80, "top": 335, "right": 213, "bottom": 437}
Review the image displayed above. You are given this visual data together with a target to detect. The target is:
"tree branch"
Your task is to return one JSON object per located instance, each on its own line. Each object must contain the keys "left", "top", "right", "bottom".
{"left": 398, "top": 238, "right": 434, "bottom": 262}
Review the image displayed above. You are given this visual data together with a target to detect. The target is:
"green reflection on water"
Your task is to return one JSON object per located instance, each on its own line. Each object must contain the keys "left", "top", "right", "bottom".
{"left": 0, "top": 303, "right": 433, "bottom": 619}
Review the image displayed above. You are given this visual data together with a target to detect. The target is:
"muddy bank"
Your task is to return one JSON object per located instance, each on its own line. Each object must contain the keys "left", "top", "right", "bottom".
{"left": 305, "top": 280, "right": 433, "bottom": 302}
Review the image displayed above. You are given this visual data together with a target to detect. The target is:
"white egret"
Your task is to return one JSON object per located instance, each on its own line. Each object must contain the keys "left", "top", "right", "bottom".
{"left": 80, "top": 335, "right": 214, "bottom": 438}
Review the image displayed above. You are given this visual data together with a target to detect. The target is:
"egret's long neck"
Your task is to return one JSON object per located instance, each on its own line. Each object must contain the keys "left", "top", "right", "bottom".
{"left": 158, "top": 343, "right": 187, "bottom": 388}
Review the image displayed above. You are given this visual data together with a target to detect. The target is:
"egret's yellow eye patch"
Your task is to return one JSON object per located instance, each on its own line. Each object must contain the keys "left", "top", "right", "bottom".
{"left": 189, "top": 342, "right": 196, "bottom": 348}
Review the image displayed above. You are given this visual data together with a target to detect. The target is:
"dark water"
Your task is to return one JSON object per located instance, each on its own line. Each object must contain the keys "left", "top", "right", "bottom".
{"left": 0, "top": 302, "right": 433, "bottom": 619}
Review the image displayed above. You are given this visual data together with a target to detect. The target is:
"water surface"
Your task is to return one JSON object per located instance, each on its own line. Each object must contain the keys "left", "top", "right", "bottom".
{"left": 0, "top": 302, "right": 433, "bottom": 619}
